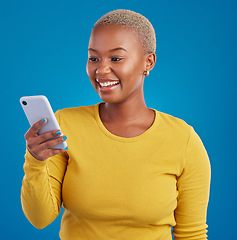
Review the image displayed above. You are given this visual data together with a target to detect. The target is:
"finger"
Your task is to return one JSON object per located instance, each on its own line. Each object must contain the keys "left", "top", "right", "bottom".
{"left": 36, "top": 147, "right": 68, "bottom": 161}
{"left": 25, "top": 118, "right": 47, "bottom": 139}
{"left": 36, "top": 129, "right": 62, "bottom": 145}
{"left": 26, "top": 129, "right": 64, "bottom": 158}
{"left": 28, "top": 135, "right": 67, "bottom": 159}
{"left": 38, "top": 135, "right": 67, "bottom": 152}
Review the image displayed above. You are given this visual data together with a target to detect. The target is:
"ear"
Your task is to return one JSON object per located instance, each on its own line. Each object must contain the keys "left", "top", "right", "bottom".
{"left": 145, "top": 53, "right": 156, "bottom": 72}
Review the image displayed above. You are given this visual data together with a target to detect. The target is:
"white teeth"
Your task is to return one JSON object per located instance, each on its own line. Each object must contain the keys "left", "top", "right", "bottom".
{"left": 97, "top": 80, "right": 120, "bottom": 87}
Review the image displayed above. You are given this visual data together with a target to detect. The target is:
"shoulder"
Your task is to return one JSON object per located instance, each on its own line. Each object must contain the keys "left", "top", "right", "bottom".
{"left": 56, "top": 104, "right": 97, "bottom": 117}
{"left": 154, "top": 110, "right": 209, "bottom": 172}
{"left": 156, "top": 110, "right": 209, "bottom": 164}
{"left": 156, "top": 110, "right": 192, "bottom": 136}
{"left": 148, "top": 109, "right": 193, "bottom": 156}
{"left": 55, "top": 103, "right": 99, "bottom": 124}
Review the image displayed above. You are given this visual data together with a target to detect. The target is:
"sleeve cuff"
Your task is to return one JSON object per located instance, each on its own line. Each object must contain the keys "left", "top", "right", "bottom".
{"left": 25, "top": 147, "right": 49, "bottom": 166}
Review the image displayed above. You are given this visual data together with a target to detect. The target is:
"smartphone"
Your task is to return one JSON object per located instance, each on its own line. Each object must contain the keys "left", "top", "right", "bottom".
{"left": 20, "top": 95, "right": 67, "bottom": 149}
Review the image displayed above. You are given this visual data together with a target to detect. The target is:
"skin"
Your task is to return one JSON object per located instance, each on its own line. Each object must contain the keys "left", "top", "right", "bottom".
{"left": 24, "top": 23, "right": 156, "bottom": 160}
{"left": 25, "top": 118, "right": 67, "bottom": 161}
{"left": 87, "top": 24, "right": 156, "bottom": 137}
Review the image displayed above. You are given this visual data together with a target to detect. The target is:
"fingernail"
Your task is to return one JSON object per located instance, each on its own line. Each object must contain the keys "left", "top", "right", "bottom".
{"left": 42, "top": 118, "right": 46, "bottom": 122}
{"left": 62, "top": 136, "right": 67, "bottom": 140}
{"left": 65, "top": 147, "right": 69, "bottom": 150}
{"left": 56, "top": 130, "right": 61, "bottom": 135}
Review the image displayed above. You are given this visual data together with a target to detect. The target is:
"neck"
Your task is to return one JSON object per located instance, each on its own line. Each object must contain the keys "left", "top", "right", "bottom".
{"left": 100, "top": 97, "right": 151, "bottom": 124}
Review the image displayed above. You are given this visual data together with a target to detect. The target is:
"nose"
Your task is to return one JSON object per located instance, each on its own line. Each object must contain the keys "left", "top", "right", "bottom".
{"left": 95, "top": 59, "right": 111, "bottom": 75}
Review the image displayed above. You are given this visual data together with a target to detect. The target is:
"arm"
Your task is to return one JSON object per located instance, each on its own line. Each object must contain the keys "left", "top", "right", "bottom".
{"left": 21, "top": 111, "right": 68, "bottom": 229}
{"left": 173, "top": 127, "right": 211, "bottom": 240}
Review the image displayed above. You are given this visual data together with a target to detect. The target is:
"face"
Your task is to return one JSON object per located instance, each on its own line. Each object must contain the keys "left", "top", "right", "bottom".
{"left": 86, "top": 24, "right": 149, "bottom": 104}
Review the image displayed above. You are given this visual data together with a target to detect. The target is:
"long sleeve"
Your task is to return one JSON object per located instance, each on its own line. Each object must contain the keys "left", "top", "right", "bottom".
{"left": 21, "top": 104, "right": 212, "bottom": 239}
{"left": 173, "top": 127, "right": 211, "bottom": 239}
{"left": 21, "top": 112, "right": 68, "bottom": 229}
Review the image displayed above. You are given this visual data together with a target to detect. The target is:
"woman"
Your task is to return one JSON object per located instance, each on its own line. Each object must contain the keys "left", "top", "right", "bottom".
{"left": 21, "top": 9, "right": 211, "bottom": 240}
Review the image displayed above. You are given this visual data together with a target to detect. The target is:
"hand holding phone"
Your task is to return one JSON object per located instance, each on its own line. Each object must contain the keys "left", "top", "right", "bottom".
{"left": 20, "top": 95, "right": 68, "bottom": 161}
{"left": 24, "top": 118, "right": 68, "bottom": 161}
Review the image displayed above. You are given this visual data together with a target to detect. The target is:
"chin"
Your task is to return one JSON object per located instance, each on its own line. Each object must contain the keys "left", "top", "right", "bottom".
{"left": 98, "top": 94, "right": 123, "bottom": 105}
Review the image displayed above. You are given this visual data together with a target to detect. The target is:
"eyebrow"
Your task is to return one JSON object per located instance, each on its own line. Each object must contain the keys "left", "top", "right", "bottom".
{"left": 88, "top": 47, "right": 127, "bottom": 52}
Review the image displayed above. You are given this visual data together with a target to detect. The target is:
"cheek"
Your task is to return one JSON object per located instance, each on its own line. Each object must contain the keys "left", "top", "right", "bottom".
{"left": 119, "top": 60, "right": 144, "bottom": 80}
{"left": 86, "top": 63, "right": 97, "bottom": 91}
{"left": 86, "top": 62, "right": 96, "bottom": 80}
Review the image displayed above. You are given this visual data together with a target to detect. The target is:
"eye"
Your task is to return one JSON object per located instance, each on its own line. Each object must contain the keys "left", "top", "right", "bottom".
{"left": 89, "top": 57, "right": 99, "bottom": 62}
{"left": 111, "top": 57, "right": 123, "bottom": 62}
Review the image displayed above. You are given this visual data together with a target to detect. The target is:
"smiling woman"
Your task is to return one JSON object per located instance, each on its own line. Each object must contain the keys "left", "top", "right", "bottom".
{"left": 21, "top": 9, "right": 211, "bottom": 240}
{"left": 86, "top": 24, "right": 156, "bottom": 114}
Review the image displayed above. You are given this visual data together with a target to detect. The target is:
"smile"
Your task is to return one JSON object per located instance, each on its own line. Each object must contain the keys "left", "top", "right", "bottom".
{"left": 96, "top": 79, "right": 120, "bottom": 87}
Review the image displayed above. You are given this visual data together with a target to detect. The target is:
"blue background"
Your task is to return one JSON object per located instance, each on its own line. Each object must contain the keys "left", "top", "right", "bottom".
{"left": 1, "top": 0, "right": 236, "bottom": 239}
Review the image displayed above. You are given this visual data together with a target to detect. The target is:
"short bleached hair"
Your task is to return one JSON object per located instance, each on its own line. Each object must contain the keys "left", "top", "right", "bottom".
{"left": 94, "top": 9, "right": 156, "bottom": 54}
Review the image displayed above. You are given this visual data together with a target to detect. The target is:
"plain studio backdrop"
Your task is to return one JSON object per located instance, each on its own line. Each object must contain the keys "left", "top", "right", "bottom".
{"left": 1, "top": 0, "right": 236, "bottom": 239}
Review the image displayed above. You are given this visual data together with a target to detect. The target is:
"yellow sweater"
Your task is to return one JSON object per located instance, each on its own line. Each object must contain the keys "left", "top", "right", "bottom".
{"left": 21, "top": 103, "right": 211, "bottom": 240}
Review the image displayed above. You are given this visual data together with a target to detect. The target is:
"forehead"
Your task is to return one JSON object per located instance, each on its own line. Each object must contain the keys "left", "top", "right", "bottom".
{"left": 88, "top": 24, "right": 144, "bottom": 53}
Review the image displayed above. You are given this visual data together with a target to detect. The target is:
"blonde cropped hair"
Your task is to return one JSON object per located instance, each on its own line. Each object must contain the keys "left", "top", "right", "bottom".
{"left": 94, "top": 9, "right": 156, "bottom": 54}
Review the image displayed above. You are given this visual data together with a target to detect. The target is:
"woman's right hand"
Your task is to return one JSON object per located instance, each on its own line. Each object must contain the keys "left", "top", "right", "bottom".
{"left": 24, "top": 118, "right": 68, "bottom": 161}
